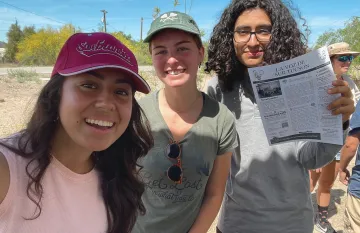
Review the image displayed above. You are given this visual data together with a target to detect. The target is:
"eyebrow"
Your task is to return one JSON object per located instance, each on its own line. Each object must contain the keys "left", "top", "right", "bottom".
{"left": 234, "top": 24, "right": 272, "bottom": 30}
{"left": 87, "top": 71, "right": 104, "bottom": 80}
{"left": 86, "top": 71, "right": 133, "bottom": 85}
{"left": 152, "top": 40, "right": 192, "bottom": 50}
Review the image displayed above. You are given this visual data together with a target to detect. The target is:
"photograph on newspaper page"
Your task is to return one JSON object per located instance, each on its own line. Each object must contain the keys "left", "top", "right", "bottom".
{"left": 248, "top": 46, "right": 343, "bottom": 145}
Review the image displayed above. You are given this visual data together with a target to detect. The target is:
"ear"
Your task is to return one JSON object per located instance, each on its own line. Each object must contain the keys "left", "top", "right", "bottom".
{"left": 199, "top": 46, "right": 205, "bottom": 64}
{"left": 148, "top": 42, "right": 152, "bottom": 55}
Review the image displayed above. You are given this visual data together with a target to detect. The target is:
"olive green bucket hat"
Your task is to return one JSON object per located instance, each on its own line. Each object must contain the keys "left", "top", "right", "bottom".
{"left": 144, "top": 11, "right": 201, "bottom": 43}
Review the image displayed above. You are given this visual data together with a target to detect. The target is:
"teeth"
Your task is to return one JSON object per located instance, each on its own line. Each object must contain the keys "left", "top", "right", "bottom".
{"left": 85, "top": 119, "right": 114, "bottom": 127}
{"left": 168, "top": 70, "right": 183, "bottom": 75}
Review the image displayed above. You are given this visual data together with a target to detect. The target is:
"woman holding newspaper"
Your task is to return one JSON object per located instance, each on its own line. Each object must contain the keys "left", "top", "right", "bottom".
{"left": 205, "top": 0, "right": 355, "bottom": 233}
{"left": 309, "top": 42, "right": 360, "bottom": 233}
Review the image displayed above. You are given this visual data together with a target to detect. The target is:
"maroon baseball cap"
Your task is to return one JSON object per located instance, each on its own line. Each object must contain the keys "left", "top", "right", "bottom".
{"left": 51, "top": 32, "right": 150, "bottom": 94}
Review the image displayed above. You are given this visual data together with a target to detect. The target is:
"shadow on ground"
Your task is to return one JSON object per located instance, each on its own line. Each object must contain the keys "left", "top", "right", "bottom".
{"left": 311, "top": 188, "right": 346, "bottom": 219}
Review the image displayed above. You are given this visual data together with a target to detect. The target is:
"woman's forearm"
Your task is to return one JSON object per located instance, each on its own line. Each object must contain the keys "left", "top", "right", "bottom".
{"left": 188, "top": 194, "right": 223, "bottom": 233}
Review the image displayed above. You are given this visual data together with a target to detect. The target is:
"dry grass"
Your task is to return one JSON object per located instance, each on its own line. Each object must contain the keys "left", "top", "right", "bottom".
{"left": 0, "top": 70, "right": 212, "bottom": 137}
{"left": 0, "top": 77, "right": 43, "bottom": 137}
{"left": 7, "top": 68, "right": 41, "bottom": 83}
{"left": 0, "top": 63, "right": 19, "bottom": 68}
{"left": 349, "top": 66, "right": 360, "bottom": 80}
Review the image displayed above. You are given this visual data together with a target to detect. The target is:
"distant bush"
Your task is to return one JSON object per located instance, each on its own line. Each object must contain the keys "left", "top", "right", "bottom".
{"left": 7, "top": 68, "right": 40, "bottom": 83}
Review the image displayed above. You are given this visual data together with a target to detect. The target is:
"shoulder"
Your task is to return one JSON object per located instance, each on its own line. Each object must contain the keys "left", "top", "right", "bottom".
{"left": 0, "top": 136, "right": 29, "bottom": 214}
{"left": 203, "top": 93, "right": 235, "bottom": 123}
{"left": 342, "top": 74, "right": 352, "bottom": 80}
{"left": 350, "top": 105, "right": 360, "bottom": 133}
{"left": 0, "top": 149, "right": 10, "bottom": 204}
{"left": 0, "top": 134, "right": 34, "bottom": 205}
{"left": 343, "top": 74, "right": 356, "bottom": 85}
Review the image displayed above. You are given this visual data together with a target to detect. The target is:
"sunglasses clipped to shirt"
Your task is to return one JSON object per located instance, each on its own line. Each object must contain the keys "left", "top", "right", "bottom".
{"left": 337, "top": 55, "right": 354, "bottom": 62}
{"left": 165, "top": 140, "right": 183, "bottom": 184}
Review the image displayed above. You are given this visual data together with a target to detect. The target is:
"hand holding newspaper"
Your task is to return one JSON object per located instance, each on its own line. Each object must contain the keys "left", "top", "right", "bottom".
{"left": 248, "top": 46, "right": 342, "bottom": 145}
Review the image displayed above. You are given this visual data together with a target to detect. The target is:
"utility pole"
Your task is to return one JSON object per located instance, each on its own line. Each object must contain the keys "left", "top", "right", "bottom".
{"left": 101, "top": 10, "right": 108, "bottom": 32}
{"left": 140, "top": 17, "right": 143, "bottom": 42}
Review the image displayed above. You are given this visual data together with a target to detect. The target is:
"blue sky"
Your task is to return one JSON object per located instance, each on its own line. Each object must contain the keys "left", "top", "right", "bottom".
{"left": 0, "top": 0, "right": 359, "bottom": 47}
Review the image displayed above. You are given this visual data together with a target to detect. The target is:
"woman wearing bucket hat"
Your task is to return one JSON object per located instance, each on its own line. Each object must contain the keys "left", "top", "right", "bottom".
{"left": 329, "top": 42, "right": 359, "bottom": 101}
{"left": 309, "top": 42, "right": 360, "bottom": 233}
{"left": 132, "top": 11, "right": 237, "bottom": 233}
{"left": 0, "top": 32, "right": 153, "bottom": 233}
{"left": 205, "top": 0, "right": 355, "bottom": 232}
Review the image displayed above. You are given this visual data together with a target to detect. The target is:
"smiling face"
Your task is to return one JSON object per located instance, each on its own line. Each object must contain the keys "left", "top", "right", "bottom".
{"left": 57, "top": 68, "right": 133, "bottom": 152}
{"left": 150, "top": 29, "right": 204, "bottom": 88}
{"left": 233, "top": 8, "right": 272, "bottom": 68}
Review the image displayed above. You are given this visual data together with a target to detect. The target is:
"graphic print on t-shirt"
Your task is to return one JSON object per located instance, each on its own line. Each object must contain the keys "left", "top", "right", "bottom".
{"left": 140, "top": 148, "right": 211, "bottom": 204}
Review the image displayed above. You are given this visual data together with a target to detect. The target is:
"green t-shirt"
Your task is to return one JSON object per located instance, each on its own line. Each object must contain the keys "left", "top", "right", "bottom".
{"left": 132, "top": 90, "right": 237, "bottom": 233}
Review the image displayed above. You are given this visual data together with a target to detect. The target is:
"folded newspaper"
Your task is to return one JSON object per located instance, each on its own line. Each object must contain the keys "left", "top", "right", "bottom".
{"left": 248, "top": 46, "right": 343, "bottom": 145}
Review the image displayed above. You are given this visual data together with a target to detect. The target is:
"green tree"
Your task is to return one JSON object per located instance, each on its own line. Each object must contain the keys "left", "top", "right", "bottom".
{"left": 314, "top": 17, "right": 360, "bottom": 73}
{"left": 173, "top": 0, "right": 194, "bottom": 14}
{"left": 4, "top": 20, "right": 23, "bottom": 63}
{"left": 135, "top": 41, "right": 152, "bottom": 65}
{"left": 313, "top": 31, "right": 341, "bottom": 49}
{"left": 16, "top": 24, "right": 76, "bottom": 65}
{"left": 22, "top": 26, "right": 36, "bottom": 39}
{"left": 199, "top": 29, "right": 206, "bottom": 38}
{"left": 314, "top": 18, "right": 360, "bottom": 53}
{"left": 153, "top": 7, "right": 161, "bottom": 20}
{"left": 173, "top": 0, "right": 180, "bottom": 9}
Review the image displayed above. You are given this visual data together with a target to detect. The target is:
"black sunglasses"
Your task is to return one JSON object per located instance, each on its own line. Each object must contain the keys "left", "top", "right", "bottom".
{"left": 337, "top": 55, "right": 354, "bottom": 62}
{"left": 165, "top": 140, "right": 182, "bottom": 184}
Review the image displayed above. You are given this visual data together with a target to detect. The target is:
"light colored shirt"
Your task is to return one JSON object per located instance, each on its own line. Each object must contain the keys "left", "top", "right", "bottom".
{"left": 133, "top": 91, "right": 237, "bottom": 233}
{"left": 342, "top": 74, "right": 360, "bottom": 103}
{"left": 348, "top": 101, "right": 360, "bottom": 198}
{"left": 0, "top": 136, "right": 108, "bottom": 233}
{"left": 207, "top": 76, "right": 343, "bottom": 233}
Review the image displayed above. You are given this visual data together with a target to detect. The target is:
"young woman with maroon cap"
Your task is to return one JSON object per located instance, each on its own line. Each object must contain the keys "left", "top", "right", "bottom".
{"left": 0, "top": 32, "right": 153, "bottom": 233}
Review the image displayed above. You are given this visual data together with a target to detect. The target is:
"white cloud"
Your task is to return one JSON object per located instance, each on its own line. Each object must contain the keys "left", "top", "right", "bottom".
{"left": 308, "top": 16, "right": 347, "bottom": 28}
{"left": 304, "top": 16, "right": 348, "bottom": 47}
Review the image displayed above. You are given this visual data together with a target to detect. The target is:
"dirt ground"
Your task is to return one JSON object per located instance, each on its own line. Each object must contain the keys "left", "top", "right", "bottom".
{"left": 0, "top": 75, "right": 355, "bottom": 233}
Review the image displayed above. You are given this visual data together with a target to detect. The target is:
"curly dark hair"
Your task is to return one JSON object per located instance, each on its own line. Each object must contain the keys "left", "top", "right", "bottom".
{"left": 205, "top": 0, "right": 309, "bottom": 91}
{"left": 0, "top": 74, "right": 154, "bottom": 233}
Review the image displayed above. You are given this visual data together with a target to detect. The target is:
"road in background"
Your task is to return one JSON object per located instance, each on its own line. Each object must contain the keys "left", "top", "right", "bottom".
{"left": 0, "top": 65, "right": 154, "bottom": 76}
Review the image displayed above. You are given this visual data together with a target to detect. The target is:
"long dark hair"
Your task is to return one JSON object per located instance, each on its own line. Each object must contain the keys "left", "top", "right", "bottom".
{"left": 205, "top": 0, "right": 308, "bottom": 91}
{"left": 0, "top": 74, "right": 153, "bottom": 233}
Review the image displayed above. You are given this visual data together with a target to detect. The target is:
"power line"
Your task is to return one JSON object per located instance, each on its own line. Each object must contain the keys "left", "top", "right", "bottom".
{"left": 108, "top": 25, "right": 119, "bottom": 32}
{"left": 0, "top": 0, "right": 66, "bottom": 25}
{"left": 81, "top": 25, "right": 99, "bottom": 31}
{"left": 100, "top": 10, "right": 107, "bottom": 32}
{"left": 188, "top": 0, "right": 194, "bottom": 14}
